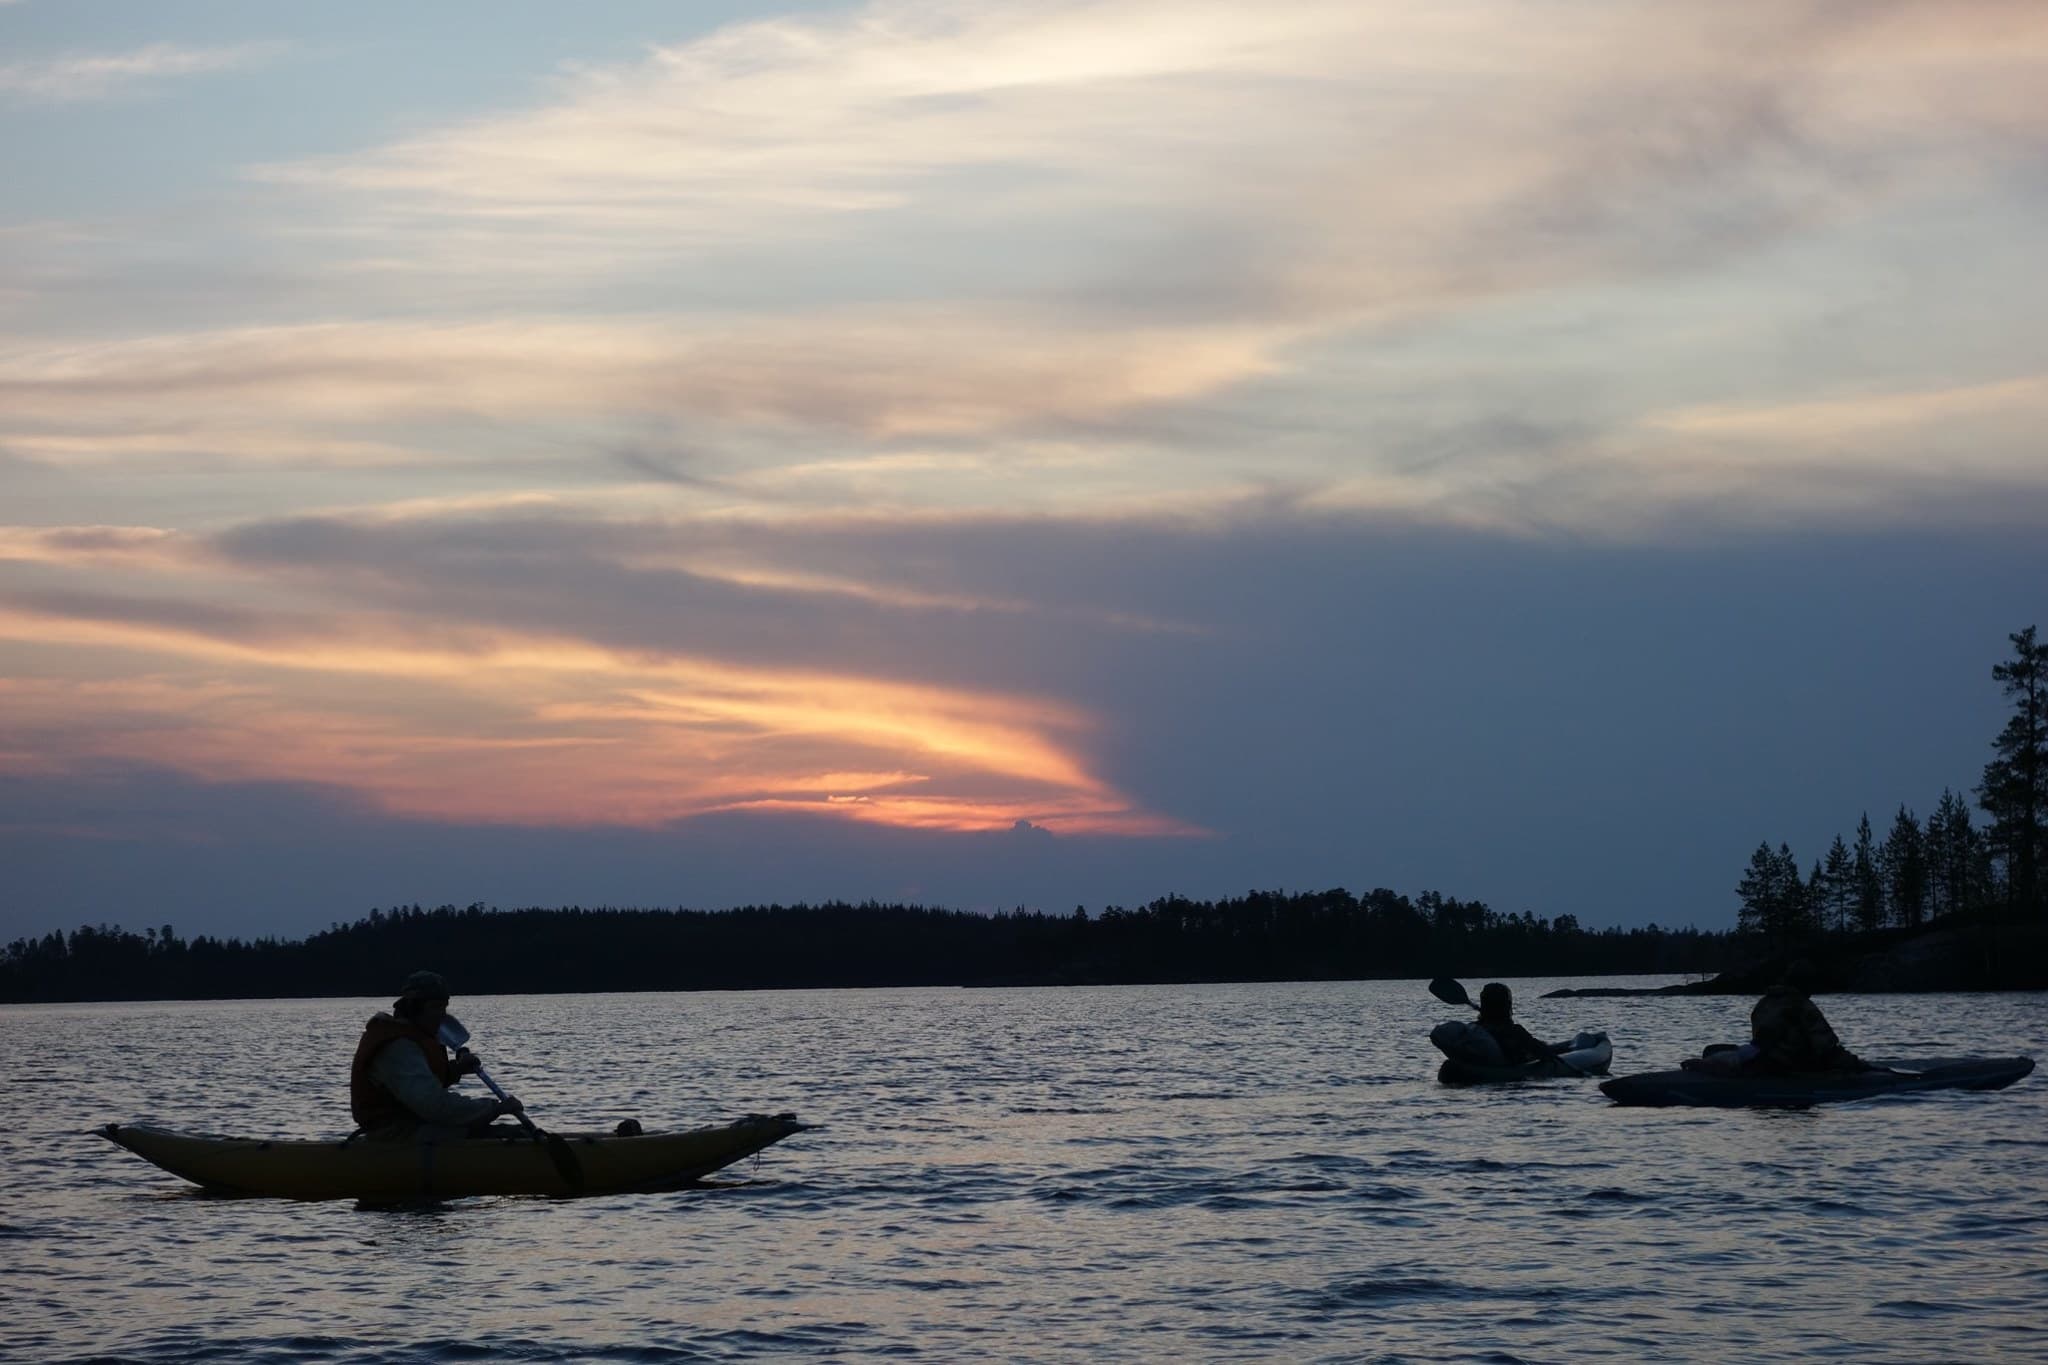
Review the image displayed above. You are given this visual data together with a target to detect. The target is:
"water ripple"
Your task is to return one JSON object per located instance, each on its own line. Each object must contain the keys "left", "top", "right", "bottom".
{"left": 3, "top": 979, "right": 2043, "bottom": 1363}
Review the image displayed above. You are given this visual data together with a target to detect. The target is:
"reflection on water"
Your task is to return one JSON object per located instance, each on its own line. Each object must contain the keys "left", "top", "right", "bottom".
{"left": 2, "top": 980, "right": 2044, "bottom": 1362}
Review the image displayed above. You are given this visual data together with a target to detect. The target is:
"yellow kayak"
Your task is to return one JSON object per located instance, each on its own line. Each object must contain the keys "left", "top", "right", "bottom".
{"left": 98, "top": 1113, "right": 808, "bottom": 1201}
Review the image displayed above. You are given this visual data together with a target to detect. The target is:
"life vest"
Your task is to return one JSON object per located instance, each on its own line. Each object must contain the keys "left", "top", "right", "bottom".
{"left": 349, "top": 1011, "right": 455, "bottom": 1127}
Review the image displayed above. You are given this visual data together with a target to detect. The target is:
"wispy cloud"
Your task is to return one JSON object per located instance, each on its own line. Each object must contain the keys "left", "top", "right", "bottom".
{"left": 0, "top": 41, "right": 286, "bottom": 102}
{"left": 0, "top": 524, "right": 194, "bottom": 569}
{"left": 0, "top": 313, "right": 1285, "bottom": 453}
{"left": 251, "top": 2, "right": 2048, "bottom": 304}
{"left": 1649, "top": 373, "right": 2048, "bottom": 449}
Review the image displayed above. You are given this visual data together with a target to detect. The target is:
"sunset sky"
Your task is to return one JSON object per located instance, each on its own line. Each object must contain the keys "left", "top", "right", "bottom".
{"left": 4, "top": 0, "right": 2045, "bottom": 941}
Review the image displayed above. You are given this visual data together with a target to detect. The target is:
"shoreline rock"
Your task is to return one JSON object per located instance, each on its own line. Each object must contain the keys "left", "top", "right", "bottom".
{"left": 1543, "top": 922, "right": 2047, "bottom": 997}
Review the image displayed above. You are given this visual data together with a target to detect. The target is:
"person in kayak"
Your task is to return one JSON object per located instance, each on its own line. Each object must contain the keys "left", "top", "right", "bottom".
{"left": 1746, "top": 961, "right": 1868, "bottom": 1073}
{"left": 1475, "top": 982, "right": 1570, "bottom": 1065}
{"left": 348, "top": 970, "right": 524, "bottom": 1141}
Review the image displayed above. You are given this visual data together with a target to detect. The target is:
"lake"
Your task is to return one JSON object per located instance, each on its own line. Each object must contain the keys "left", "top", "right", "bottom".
{"left": 3, "top": 979, "right": 2044, "bottom": 1362}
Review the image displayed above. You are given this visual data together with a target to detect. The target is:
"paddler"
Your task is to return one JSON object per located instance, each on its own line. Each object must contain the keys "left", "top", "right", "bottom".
{"left": 1475, "top": 982, "right": 1570, "bottom": 1065}
{"left": 1745, "top": 960, "right": 1868, "bottom": 1073}
{"left": 348, "top": 970, "right": 525, "bottom": 1141}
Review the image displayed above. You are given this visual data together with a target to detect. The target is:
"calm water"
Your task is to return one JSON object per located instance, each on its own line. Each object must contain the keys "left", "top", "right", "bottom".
{"left": 3, "top": 979, "right": 2045, "bottom": 1363}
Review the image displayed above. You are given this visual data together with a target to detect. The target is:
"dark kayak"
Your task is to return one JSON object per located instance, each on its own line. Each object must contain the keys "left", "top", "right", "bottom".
{"left": 1437, "top": 1032, "right": 1613, "bottom": 1085}
{"left": 1600, "top": 1056, "right": 2034, "bottom": 1108}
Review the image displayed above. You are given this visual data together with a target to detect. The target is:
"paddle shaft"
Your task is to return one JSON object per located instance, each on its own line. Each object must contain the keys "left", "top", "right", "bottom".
{"left": 448, "top": 1036, "right": 583, "bottom": 1187}
{"left": 436, "top": 1016, "right": 579, "bottom": 1182}
{"left": 468, "top": 1059, "right": 546, "bottom": 1141}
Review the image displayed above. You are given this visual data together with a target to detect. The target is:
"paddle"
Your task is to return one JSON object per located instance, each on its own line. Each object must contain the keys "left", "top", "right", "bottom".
{"left": 437, "top": 1015, "right": 583, "bottom": 1190}
{"left": 1428, "top": 977, "right": 1588, "bottom": 1076}
{"left": 1427, "top": 976, "right": 1475, "bottom": 1009}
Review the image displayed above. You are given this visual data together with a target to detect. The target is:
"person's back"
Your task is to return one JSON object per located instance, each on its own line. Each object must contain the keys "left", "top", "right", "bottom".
{"left": 1749, "top": 968, "right": 1866, "bottom": 1073}
{"left": 1475, "top": 982, "right": 1559, "bottom": 1066}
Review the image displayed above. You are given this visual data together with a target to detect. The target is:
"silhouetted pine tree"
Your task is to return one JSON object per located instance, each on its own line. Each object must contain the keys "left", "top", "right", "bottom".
{"left": 1925, "top": 788, "right": 1982, "bottom": 921}
{"left": 1821, "top": 834, "right": 1854, "bottom": 934}
{"left": 1880, "top": 805, "right": 1928, "bottom": 928}
{"left": 1852, "top": 813, "right": 1884, "bottom": 932}
{"left": 1737, "top": 842, "right": 1808, "bottom": 945}
{"left": 1736, "top": 842, "right": 1776, "bottom": 937}
{"left": 1978, "top": 625, "right": 2047, "bottom": 922}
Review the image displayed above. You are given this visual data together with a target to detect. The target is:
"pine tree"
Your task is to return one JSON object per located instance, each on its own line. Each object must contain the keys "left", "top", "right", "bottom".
{"left": 1822, "top": 834, "right": 1854, "bottom": 934}
{"left": 1736, "top": 841, "right": 1776, "bottom": 937}
{"left": 1785, "top": 843, "right": 1813, "bottom": 936}
{"left": 1880, "top": 805, "right": 1928, "bottom": 928}
{"left": 1978, "top": 625, "right": 2047, "bottom": 922}
{"left": 1738, "top": 841, "right": 1811, "bottom": 944}
{"left": 1926, "top": 788, "right": 1981, "bottom": 921}
{"left": 1852, "top": 812, "right": 1884, "bottom": 932}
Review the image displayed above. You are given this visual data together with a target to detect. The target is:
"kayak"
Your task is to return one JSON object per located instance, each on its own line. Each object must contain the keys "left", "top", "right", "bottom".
{"left": 98, "top": 1112, "right": 808, "bottom": 1201}
{"left": 1600, "top": 1057, "right": 2035, "bottom": 1108}
{"left": 1436, "top": 1030, "right": 1613, "bottom": 1085}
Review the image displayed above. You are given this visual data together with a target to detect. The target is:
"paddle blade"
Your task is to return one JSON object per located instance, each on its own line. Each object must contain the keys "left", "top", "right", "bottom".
{"left": 1427, "top": 977, "right": 1473, "bottom": 1008}
{"left": 436, "top": 1015, "right": 471, "bottom": 1050}
{"left": 544, "top": 1133, "right": 585, "bottom": 1190}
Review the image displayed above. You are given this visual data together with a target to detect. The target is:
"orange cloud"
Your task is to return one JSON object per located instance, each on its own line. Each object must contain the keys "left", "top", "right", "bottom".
{"left": 0, "top": 566, "right": 1192, "bottom": 836}
{"left": 725, "top": 793, "right": 1197, "bottom": 836}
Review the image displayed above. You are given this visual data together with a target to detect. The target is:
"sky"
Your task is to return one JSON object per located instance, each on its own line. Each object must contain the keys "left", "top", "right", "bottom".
{"left": 3, "top": 0, "right": 2045, "bottom": 943}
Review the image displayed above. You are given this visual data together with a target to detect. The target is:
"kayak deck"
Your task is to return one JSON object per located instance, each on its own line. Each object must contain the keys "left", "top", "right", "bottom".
{"left": 1600, "top": 1057, "right": 2035, "bottom": 1108}
{"left": 99, "top": 1113, "right": 808, "bottom": 1201}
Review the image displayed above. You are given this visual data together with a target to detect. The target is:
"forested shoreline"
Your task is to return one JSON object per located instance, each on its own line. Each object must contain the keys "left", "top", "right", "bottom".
{"left": 2, "top": 890, "right": 1728, "bottom": 1003}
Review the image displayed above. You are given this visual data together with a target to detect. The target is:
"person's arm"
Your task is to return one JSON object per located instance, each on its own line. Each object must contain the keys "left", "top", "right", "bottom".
{"left": 1508, "top": 1024, "right": 1561, "bottom": 1061}
{"left": 369, "top": 1043, "right": 502, "bottom": 1126}
{"left": 1799, "top": 998, "right": 1846, "bottom": 1054}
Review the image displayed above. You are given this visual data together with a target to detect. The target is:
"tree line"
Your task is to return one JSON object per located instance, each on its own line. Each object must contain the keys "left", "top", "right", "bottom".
{"left": 1737, "top": 626, "right": 2047, "bottom": 942}
{"left": 0, "top": 888, "right": 1732, "bottom": 1003}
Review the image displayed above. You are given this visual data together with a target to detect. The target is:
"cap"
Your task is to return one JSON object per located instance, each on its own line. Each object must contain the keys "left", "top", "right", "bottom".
{"left": 397, "top": 969, "right": 450, "bottom": 1001}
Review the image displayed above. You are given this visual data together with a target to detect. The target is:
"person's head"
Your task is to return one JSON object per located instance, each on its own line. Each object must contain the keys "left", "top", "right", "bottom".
{"left": 1775, "top": 958, "right": 1818, "bottom": 994}
{"left": 392, "top": 969, "right": 450, "bottom": 1028}
{"left": 1478, "top": 982, "right": 1512, "bottom": 1021}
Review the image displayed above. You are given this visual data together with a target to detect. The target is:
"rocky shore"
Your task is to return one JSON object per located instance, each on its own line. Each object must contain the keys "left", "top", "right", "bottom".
{"left": 1543, "top": 922, "right": 2048, "bottom": 997}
